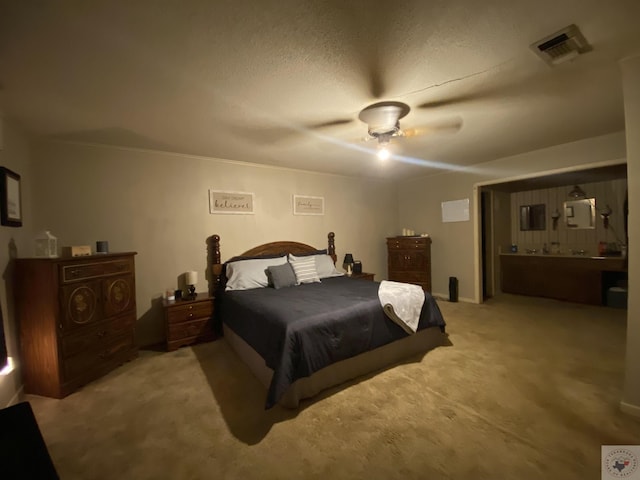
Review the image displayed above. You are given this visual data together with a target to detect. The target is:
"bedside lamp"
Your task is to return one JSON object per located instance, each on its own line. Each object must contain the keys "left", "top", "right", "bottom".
{"left": 343, "top": 253, "right": 354, "bottom": 276}
{"left": 185, "top": 271, "right": 198, "bottom": 299}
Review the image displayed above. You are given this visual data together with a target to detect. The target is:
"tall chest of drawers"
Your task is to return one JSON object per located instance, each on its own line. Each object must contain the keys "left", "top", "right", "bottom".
{"left": 14, "top": 252, "right": 138, "bottom": 398}
{"left": 386, "top": 236, "right": 432, "bottom": 292}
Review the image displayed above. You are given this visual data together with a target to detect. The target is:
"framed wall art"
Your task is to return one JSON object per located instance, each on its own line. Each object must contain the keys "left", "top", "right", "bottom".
{"left": 209, "top": 190, "right": 255, "bottom": 214}
{"left": 0, "top": 167, "right": 22, "bottom": 227}
{"left": 293, "top": 195, "right": 324, "bottom": 215}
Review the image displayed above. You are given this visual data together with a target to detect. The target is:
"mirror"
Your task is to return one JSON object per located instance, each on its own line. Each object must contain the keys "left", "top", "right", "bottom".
{"left": 520, "top": 204, "right": 546, "bottom": 231}
{"left": 564, "top": 198, "right": 595, "bottom": 229}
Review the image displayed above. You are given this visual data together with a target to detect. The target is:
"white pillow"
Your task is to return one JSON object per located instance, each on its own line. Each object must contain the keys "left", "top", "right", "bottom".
{"left": 225, "top": 256, "right": 287, "bottom": 291}
{"left": 289, "top": 253, "right": 343, "bottom": 279}
{"left": 289, "top": 256, "right": 321, "bottom": 284}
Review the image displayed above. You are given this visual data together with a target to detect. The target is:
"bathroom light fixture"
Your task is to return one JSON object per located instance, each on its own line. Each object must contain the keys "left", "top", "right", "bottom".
{"left": 551, "top": 209, "right": 561, "bottom": 230}
{"left": 600, "top": 204, "right": 612, "bottom": 229}
{"left": 568, "top": 185, "right": 586, "bottom": 198}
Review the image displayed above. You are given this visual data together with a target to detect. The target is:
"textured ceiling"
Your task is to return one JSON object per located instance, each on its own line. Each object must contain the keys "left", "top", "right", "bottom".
{"left": 1, "top": 1, "right": 640, "bottom": 180}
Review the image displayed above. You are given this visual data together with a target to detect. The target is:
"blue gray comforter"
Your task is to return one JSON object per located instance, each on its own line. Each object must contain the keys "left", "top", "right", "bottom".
{"left": 219, "top": 276, "right": 446, "bottom": 408}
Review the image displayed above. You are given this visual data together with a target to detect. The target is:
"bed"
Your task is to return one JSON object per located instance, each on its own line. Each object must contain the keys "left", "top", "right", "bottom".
{"left": 211, "top": 232, "right": 447, "bottom": 409}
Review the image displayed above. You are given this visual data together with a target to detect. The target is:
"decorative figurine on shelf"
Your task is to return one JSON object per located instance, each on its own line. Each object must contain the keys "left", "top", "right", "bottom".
{"left": 185, "top": 271, "right": 198, "bottom": 299}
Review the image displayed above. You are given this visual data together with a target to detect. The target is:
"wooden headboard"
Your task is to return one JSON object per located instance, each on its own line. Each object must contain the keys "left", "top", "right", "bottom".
{"left": 211, "top": 232, "right": 337, "bottom": 294}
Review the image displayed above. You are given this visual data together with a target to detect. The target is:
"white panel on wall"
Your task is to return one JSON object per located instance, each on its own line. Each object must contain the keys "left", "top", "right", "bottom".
{"left": 441, "top": 199, "right": 470, "bottom": 223}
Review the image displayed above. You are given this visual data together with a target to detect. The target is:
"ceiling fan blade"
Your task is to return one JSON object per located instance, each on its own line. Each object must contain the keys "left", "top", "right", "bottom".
{"left": 401, "top": 117, "right": 463, "bottom": 138}
{"left": 416, "top": 94, "right": 483, "bottom": 110}
{"left": 307, "top": 118, "right": 355, "bottom": 129}
{"left": 233, "top": 116, "right": 356, "bottom": 145}
{"left": 364, "top": 55, "right": 386, "bottom": 99}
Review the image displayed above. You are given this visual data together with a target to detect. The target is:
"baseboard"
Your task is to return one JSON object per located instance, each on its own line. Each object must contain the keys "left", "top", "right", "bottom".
{"left": 432, "top": 293, "right": 476, "bottom": 304}
{"left": 3, "top": 386, "right": 24, "bottom": 409}
{"left": 620, "top": 400, "right": 640, "bottom": 418}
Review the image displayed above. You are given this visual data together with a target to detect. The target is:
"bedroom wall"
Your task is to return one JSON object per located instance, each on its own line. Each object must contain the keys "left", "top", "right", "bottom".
{"left": 621, "top": 54, "right": 640, "bottom": 417}
{"left": 29, "top": 141, "right": 398, "bottom": 347}
{"left": 397, "top": 131, "right": 627, "bottom": 302}
{"left": 0, "top": 120, "right": 35, "bottom": 407}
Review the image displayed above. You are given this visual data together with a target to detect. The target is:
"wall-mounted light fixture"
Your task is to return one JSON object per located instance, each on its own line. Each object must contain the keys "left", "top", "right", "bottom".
{"left": 568, "top": 185, "right": 586, "bottom": 199}
{"left": 600, "top": 204, "right": 612, "bottom": 229}
{"left": 551, "top": 209, "right": 561, "bottom": 230}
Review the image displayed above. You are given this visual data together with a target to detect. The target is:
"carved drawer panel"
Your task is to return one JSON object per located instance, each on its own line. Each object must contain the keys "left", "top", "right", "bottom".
{"left": 103, "top": 275, "right": 135, "bottom": 317}
{"left": 60, "top": 281, "right": 101, "bottom": 329}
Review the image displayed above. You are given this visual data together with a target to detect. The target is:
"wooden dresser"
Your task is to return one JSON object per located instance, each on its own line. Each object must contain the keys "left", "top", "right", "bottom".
{"left": 14, "top": 252, "right": 138, "bottom": 398}
{"left": 386, "top": 236, "right": 432, "bottom": 292}
{"left": 163, "top": 294, "right": 216, "bottom": 351}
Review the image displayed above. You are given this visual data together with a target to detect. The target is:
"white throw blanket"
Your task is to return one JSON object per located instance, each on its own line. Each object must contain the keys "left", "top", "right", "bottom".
{"left": 377, "top": 280, "right": 425, "bottom": 334}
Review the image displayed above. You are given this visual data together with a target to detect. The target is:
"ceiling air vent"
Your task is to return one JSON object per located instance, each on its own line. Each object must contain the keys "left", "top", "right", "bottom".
{"left": 530, "top": 24, "right": 591, "bottom": 65}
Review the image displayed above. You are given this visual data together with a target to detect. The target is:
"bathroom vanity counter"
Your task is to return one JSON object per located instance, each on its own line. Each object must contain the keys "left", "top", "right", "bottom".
{"left": 500, "top": 253, "right": 626, "bottom": 305}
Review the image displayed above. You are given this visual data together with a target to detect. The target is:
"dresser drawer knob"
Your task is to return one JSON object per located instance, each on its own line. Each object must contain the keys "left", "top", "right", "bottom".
{"left": 97, "top": 330, "right": 107, "bottom": 338}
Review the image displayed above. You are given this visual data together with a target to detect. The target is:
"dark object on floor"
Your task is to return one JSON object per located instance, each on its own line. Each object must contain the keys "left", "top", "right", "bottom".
{"left": 449, "top": 276, "right": 458, "bottom": 302}
{"left": 607, "top": 287, "right": 628, "bottom": 309}
{"left": 0, "top": 401, "right": 59, "bottom": 479}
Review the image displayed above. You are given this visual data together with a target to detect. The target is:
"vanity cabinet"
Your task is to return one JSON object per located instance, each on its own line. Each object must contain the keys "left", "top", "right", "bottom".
{"left": 387, "top": 236, "right": 432, "bottom": 292}
{"left": 500, "top": 254, "right": 626, "bottom": 305}
{"left": 14, "top": 253, "right": 138, "bottom": 398}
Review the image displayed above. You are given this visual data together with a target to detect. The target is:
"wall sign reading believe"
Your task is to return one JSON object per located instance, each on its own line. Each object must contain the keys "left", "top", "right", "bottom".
{"left": 209, "top": 190, "right": 254, "bottom": 214}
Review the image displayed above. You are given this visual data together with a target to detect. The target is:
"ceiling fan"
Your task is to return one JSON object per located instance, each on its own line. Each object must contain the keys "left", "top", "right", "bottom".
{"left": 356, "top": 100, "right": 461, "bottom": 159}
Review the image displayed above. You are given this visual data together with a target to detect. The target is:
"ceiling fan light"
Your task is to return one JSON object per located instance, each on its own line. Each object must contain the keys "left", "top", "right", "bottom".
{"left": 377, "top": 147, "right": 390, "bottom": 160}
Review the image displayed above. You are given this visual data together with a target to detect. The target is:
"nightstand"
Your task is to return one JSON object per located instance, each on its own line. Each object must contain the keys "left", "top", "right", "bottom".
{"left": 347, "top": 272, "right": 375, "bottom": 281}
{"left": 163, "top": 294, "right": 216, "bottom": 351}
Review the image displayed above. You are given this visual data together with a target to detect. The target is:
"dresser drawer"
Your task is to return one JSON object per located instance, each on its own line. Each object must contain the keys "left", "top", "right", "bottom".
{"left": 166, "top": 301, "right": 214, "bottom": 324}
{"left": 61, "top": 314, "right": 136, "bottom": 358}
{"left": 387, "top": 237, "right": 430, "bottom": 250}
{"left": 389, "top": 271, "right": 429, "bottom": 283}
{"left": 168, "top": 317, "right": 214, "bottom": 341}
{"left": 61, "top": 258, "right": 133, "bottom": 283}
{"left": 62, "top": 332, "right": 135, "bottom": 381}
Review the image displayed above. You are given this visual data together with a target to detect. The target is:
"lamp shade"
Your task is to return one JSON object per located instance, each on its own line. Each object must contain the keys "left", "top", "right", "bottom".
{"left": 186, "top": 271, "right": 198, "bottom": 285}
{"left": 343, "top": 254, "right": 354, "bottom": 265}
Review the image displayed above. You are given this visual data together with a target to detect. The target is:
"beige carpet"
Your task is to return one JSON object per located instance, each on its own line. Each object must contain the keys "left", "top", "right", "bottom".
{"left": 26, "top": 294, "right": 640, "bottom": 479}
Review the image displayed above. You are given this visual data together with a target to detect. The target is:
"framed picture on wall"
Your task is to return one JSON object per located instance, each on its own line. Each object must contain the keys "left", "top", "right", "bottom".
{"left": 293, "top": 195, "right": 324, "bottom": 215}
{"left": 0, "top": 167, "right": 22, "bottom": 227}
